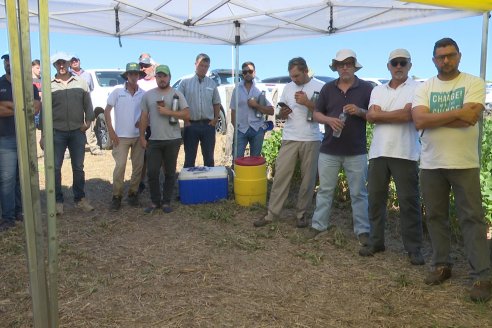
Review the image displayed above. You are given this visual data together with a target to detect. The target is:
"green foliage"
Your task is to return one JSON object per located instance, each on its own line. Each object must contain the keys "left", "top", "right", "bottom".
{"left": 480, "top": 119, "right": 492, "bottom": 225}
{"left": 261, "top": 129, "right": 283, "bottom": 175}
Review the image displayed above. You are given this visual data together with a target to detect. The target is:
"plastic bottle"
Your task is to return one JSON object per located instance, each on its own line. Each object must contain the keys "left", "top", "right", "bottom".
{"left": 332, "top": 112, "right": 347, "bottom": 138}
{"left": 307, "top": 91, "right": 319, "bottom": 121}
{"left": 169, "top": 94, "right": 179, "bottom": 125}
{"left": 255, "top": 91, "right": 266, "bottom": 118}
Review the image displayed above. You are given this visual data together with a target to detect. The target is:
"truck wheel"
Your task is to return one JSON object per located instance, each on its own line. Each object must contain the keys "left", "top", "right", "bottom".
{"left": 215, "top": 110, "right": 227, "bottom": 135}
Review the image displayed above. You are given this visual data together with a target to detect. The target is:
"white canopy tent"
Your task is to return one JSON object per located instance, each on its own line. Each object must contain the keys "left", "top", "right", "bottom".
{"left": 0, "top": 1, "right": 489, "bottom": 327}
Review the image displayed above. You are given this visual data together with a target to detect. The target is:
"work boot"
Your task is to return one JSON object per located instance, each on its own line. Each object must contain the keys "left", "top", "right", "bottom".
{"left": 56, "top": 203, "right": 64, "bottom": 215}
{"left": 110, "top": 196, "right": 122, "bottom": 211}
{"left": 357, "top": 233, "right": 370, "bottom": 246}
{"left": 296, "top": 216, "right": 308, "bottom": 228}
{"left": 253, "top": 216, "right": 272, "bottom": 227}
{"left": 127, "top": 193, "right": 139, "bottom": 207}
{"left": 424, "top": 266, "right": 452, "bottom": 285}
{"left": 359, "top": 245, "right": 386, "bottom": 257}
{"left": 75, "top": 198, "right": 95, "bottom": 212}
{"left": 408, "top": 251, "right": 425, "bottom": 265}
{"left": 469, "top": 280, "right": 492, "bottom": 303}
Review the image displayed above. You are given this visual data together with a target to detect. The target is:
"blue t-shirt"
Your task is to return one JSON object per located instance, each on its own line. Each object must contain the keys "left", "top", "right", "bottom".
{"left": 0, "top": 74, "right": 40, "bottom": 137}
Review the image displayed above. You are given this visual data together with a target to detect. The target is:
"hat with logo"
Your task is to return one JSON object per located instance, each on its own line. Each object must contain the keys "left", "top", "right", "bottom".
{"left": 329, "top": 49, "right": 363, "bottom": 72}
{"left": 139, "top": 57, "right": 151, "bottom": 65}
{"left": 121, "top": 62, "right": 146, "bottom": 80}
{"left": 1, "top": 52, "right": 8, "bottom": 60}
{"left": 388, "top": 48, "right": 411, "bottom": 61}
{"left": 70, "top": 54, "right": 80, "bottom": 62}
{"left": 50, "top": 51, "right": 72, "bottom": 66}
{"left": 155, "top": 65, "right": 171, "bottom": 76}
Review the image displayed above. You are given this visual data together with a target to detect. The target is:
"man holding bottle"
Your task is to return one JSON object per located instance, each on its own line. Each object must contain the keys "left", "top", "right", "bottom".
{"left": 306, "top": 49, "right": 373, "bottom": 246}
{"left": 230, "top": 61, "right": 274, "bottom": 158}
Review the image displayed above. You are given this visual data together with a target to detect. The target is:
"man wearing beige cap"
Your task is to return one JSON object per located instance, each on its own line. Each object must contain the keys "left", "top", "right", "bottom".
{"left": 359, "top": 49, "right": 424, "bottom": 265}
{"left": 139, "top": 65, "right": 190, "bottom": 214}
{"left": 306, "top": 49, "right": 373, "bottom": 246}
{"left": 104, "top": 63, "right": 146, "bottom": 211}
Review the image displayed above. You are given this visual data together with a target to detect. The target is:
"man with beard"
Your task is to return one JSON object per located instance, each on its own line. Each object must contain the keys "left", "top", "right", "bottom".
{"left": 305, "top": 49, "right": 373, "bottom": 246}
{"left": 412, "top": 37, "right": 491, "bottom": 303}
{"left": 139, "top": 65, "right": 189, "bottom": 214}
{"left": 230, "top": 61, "right": 273, "bottom": 158}
{"left": 0, "top": 53, "right": 41, "bottom": 231}
{"left": 178, "top": 53, "right": 221, "bottom": 168}
{"left": 48, "top": 52, "right": 95, "bottom": 215}
{"left": 104, "top": 63, "right": 146, "bottom": 211}
{"left": 254, "top": 57, "right": 323, "bottom": 228}
{"left": 358, "top": 49, "right": 424, "bottom": 265}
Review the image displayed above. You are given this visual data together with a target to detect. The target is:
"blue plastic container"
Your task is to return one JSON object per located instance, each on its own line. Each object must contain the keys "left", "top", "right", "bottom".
{"left": 178, "top": 166, "right": 228, "bottom": 204}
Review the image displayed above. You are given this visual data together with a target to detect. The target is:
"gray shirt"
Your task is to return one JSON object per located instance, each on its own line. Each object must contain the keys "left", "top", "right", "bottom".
{"left": 72, "top": 69, "right": 94, "bottom": 92}
{"left": 141, "top": 88, "right": 188, "bottom": 141}
{"left": 177, "top": 74, "right": 221, "bottom": 121}
{"left": 51, "top": 75, "right": 94, "bottom": 131}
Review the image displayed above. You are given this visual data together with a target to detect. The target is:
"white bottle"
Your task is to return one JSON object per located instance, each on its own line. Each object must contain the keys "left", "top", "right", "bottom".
{"left": 332, "top": 112, "right": 347, "bottom": 138}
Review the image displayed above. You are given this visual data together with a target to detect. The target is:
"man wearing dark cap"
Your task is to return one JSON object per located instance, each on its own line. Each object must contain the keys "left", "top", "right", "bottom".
{"left": 306, "top": 49, "right": 373, "bottom": 246}
{"left": 0, "top": 52, "right": 41, "bottom": 231}
{"left": 137, "top": 53, "right": 157, "bottom": 91}
{"left": 139, "top": 65, "right": 190, "bottom": 214}
{"left": 104, "top": 63, "right": 146, "bottom": 211}
{"left": 178, "top": 53, "right": 221, "bottom": 167}
{"left": 359, "top": 49, "right": 424, "bottom": 265}
{"left": 48, "top": 51, "right": 95, "bottom": 215}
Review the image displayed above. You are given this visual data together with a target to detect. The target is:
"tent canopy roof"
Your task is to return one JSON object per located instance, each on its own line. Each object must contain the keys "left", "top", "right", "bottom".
{"left": 0, "top": 0, "right": 484, "bottom": 45}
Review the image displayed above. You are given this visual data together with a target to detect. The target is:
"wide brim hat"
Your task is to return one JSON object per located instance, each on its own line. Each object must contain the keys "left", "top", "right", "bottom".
{"left": 121, "top": 62, "right": 146, "bottom": 80}
{"left": 50, "top": 52, "right": 72, "bottom": 66}
{"left": 329, "top": 49, "right": 363, "bottom": 72}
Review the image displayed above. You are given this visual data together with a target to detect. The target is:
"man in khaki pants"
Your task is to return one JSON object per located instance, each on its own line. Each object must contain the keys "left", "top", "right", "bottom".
{"left": 105, "top": 63, "right": 146, "bottom": 210}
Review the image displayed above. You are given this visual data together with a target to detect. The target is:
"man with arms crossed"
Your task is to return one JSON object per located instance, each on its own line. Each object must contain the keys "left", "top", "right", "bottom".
{"left": 412, "top": 37, "right": 491, "bottom": 302}
{"left": 358, "top": 49, "right": 424, "bottom": 265}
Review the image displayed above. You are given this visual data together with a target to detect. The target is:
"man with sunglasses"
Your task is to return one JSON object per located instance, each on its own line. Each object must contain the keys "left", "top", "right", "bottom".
{"left": 358, "top": 49, "right": 424, "bottom": 265}
{"left": 306, "top": 49, "right": 373, "bottom": 246}
{"left": 412, "top": 38, "right": 491, "bottom": 303}
{"left": 230, "top": 61, "right": 274, "bottom": 158}
{"left": 137, "top": 53, "right": 157, "bottom": 91}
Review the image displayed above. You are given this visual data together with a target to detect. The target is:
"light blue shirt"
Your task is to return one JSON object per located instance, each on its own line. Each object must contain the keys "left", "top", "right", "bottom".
{"left": 177, "top": 74, "right": 220, "bottom": 121}
{"left": 230, "top": 80, "right": 271, "bottom": 133}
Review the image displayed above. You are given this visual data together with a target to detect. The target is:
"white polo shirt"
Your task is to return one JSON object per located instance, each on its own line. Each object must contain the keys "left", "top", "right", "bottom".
{"left": 106, "top": 85, "right": 146, "bottom": 138}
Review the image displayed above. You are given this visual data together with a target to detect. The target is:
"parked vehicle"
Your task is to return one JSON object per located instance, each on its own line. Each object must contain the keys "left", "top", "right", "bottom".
{"left": 85, "top": 69, "right": 125, "bottom": 149}
{"left": 361, "top": 77, "right": 389, "bottom": 87}
{"left": 486, "top": 83, "right": 492, "bottom": 112}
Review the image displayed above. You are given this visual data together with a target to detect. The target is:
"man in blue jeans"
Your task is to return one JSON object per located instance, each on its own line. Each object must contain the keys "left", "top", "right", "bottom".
{"left": 0, "top": 52, "right": 41, "bottom": 231}
{"left": 178, "top": 53, "right": 221, "bottom": 167}
{"left": 230, "top": 61, "right": 273, "bottom": 158}
{"left": 45, "top": 52, "right": 95, "bottom": 215}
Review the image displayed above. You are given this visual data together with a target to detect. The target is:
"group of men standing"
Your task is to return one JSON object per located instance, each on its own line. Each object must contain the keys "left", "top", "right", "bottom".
{"left": 253, "top": 38, "right": 490, "bottom": 303}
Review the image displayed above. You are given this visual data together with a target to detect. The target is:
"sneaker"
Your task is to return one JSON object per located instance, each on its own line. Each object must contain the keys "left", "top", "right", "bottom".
{"left": 424, "top": 266, "right": 452, "bottom": 285}
{"left": 304, "top": 227, "right": 323, "bottom": 240}
{"left": 74, "top": 198, "right": 95, "bottom": 212}
{"left": 359, "top": 245, "right": 386, "bottom": 257}
{"left": 253, "top": 216, "right": 272, "bottom": 227}
{"left": 56, "top": 203, "right": 64, "bottom": 215}
{"left": 470, "top": 280, "right": 492, "bottom": 303}
{"left": 296, "top": 216, "right": 309, "bottom": 228}
{"left": 110, "top": 196, "right": 122, "bottom": 211}
{"left": 15, "top": 213, "right": 24, "bottom": 222}
{"left": 144, "top": 204, "right": 158, "bottom": 214}
{"left": 91, "top": 149, "right": 104, "bottom": 156}
{"left": 127, "top": 193, "right": 139, "bottom": 207}
{"left": 0, "top": 219, "right": 15, "bottom": 232}
{"left": 358, "top": 233, "right": 370, "bottom": 246}
{"left": 408, "top": 251, "right": 425, "bottom": 266}
{"left": 162, "top": 204, "right": 173, "bottom": 213}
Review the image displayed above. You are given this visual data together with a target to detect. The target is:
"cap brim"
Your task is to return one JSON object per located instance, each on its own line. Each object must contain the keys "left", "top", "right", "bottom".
{"left": 121, "top": 71, "right": 147, "bottom": 80}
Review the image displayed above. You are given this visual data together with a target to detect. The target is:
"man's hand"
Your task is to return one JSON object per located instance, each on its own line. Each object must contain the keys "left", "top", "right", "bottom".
{"left": 209, "top": 118, "right": 218, "bottom": 127}
{"left": 294, "top": 91, "right": 308, "bottom": 106}
{"left": 80, "top": 122, "right": 90, "bottom": 132}
{"left": 458, "top": 105, "right": 481, "bottom": 126}
{"left": 109, "top": 130, "right": 119, "bottom": 147}
{"left": 327, "top": 116, "right": 345, "bottom": 133}
{"left": 247, "top": 98, "right": 259, "bottom": 109}
{"left": 139, "top": 136, "right": 147, "bottom": 149}
{"left": 278, "top": 105, "right": 292, "bottom": 119}
{"left": 343, "top": 104, "right": 363, "bottom": 116}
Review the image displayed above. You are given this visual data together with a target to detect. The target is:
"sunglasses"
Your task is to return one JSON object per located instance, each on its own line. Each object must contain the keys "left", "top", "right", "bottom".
{"left": 336, "top": 61, "right": 355, "bottom": 68}
{"left": 242, "top": 69, "right": 254, "bottom": 75}
{"left": 390, "top": 59, "right": 408, "bottom": 67}
{"left": 139, "top": 63, "right": 151, "bottom": 68}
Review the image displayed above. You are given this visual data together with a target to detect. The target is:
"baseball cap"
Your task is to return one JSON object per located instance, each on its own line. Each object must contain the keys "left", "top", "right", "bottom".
{"left": 139, "top": 57, "right": 151, "bottom": 65}
{"left": 388, "top": 48, "right": 411, "bottom": 61}
{"left": 1, "top": 52, "right": 9, "bottom": 60}
{"left": 70, "top": 54, "right": 80, "bottom": 61}
{"left": 155, "top": 65, "right": 171, "bottom": 76}
{"left": 50, "top": 51, "right": 72, "bottom": 65}
{"left": 329, "top": 49, "right": 363, "bottom": 72}
{"left": 121, "top": 62, "right": 146, "bottom": 80}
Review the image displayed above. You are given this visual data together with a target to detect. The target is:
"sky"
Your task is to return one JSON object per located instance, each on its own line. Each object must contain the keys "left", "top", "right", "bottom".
{"left": 1, "top": 14, "right": 491, "bottom": 82}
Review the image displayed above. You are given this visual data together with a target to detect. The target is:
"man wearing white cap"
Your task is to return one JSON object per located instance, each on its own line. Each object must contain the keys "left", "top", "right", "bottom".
{"left": 306, "top": 49, "right": 373, "bottom": 246}
{"left": 359, "top": 49, "right": 424, "bottom": 265}
{"left": 47, "top": 51, "right": 95, "bottom": 215}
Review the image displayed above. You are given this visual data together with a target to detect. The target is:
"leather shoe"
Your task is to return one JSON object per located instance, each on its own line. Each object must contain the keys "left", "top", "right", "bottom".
{"left": 358, "top": 245, "right": 385, "bottom": 257}
{"left": 296, "top": 216, "right": 308, "bottom": 228}
{"left": 424, "top": 266, "right": 451, "bottom": 285}
{"left": 408, "top": 251, "right": 425, "bottom": 265}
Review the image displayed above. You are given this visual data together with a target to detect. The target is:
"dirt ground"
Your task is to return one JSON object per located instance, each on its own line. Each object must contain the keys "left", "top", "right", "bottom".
{"left": 1, "top": 134, "right": 492, "bottom": 327}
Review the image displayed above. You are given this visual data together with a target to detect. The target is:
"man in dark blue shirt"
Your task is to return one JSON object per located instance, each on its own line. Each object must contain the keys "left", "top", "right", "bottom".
{"left": 0, "top": 52, "right": 41, "bottom": 231}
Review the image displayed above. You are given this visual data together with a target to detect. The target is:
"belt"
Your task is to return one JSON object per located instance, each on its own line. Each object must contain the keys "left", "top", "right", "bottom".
{"left": 189, "top": 119, "right": 211, "bottom": 124}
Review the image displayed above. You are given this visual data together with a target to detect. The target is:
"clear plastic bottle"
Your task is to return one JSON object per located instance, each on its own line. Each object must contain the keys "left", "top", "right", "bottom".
{"left": 169, "top": 94, "right": 179, "bottom": 125}
{"left": 255, "top": 91, "right": 266, "bottom": 118}
{"left": 332, "top": 112, "right": 347, "bottom": 138}
{"left": 307, "top": 91, "right": 319, "bottom": 121}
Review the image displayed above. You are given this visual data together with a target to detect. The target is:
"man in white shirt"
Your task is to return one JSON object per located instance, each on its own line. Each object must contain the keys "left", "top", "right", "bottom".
{"left": 104, "top": 62, "right": 146, "bottom": 211}
{"left": 359, "top": 49, "right": 424, "bottom": 265}
{"left": 254, "top": 57, "right": 323, "bottom": 228}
